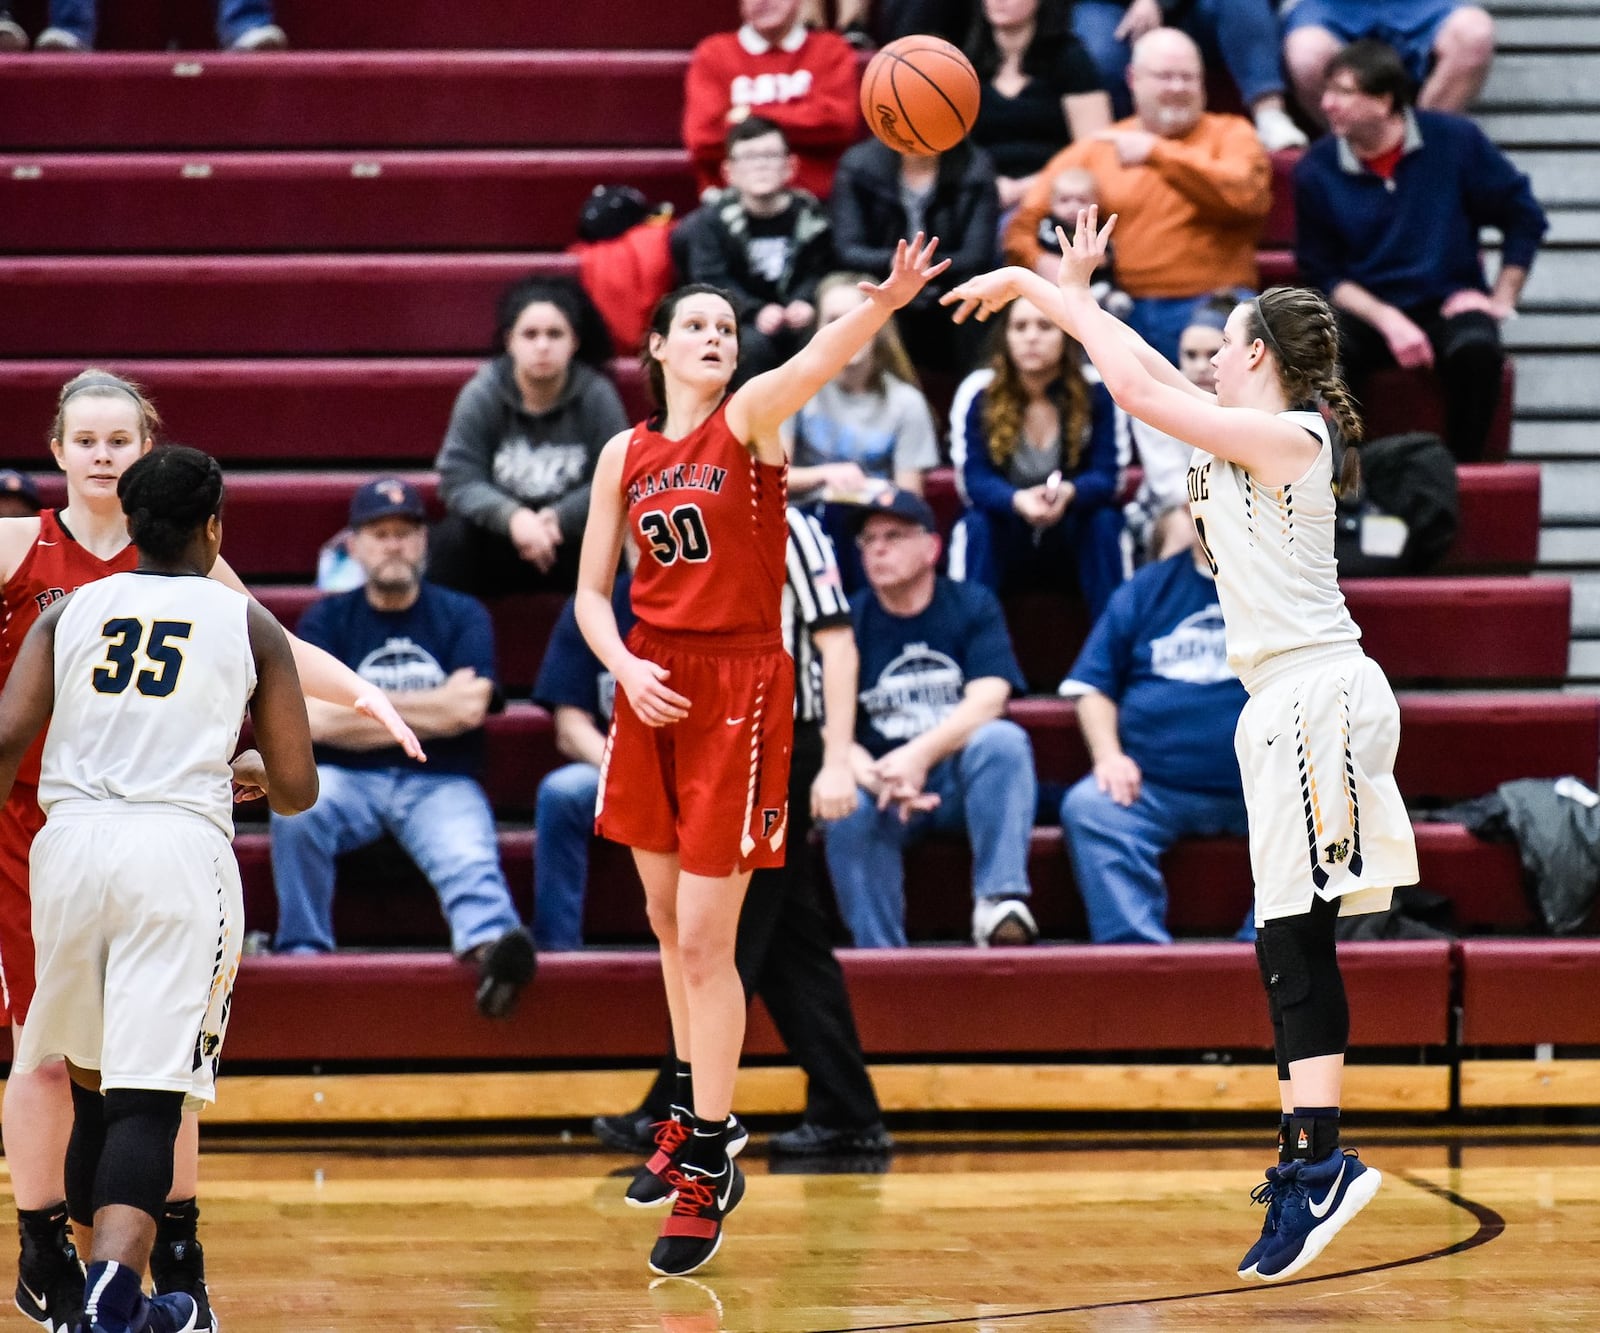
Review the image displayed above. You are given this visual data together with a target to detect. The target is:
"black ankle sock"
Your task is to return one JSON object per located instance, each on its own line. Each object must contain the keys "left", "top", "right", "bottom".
{"left": 157, "top": 1197, "right": 198, "bottom": 1247}
{"left": 17, "top": 1202, "right": 68, "bottom": 1244}
{"left": 83, "top": 1260, "right": 142, "bottom": 1329}
{"left": 1288, "top": 1106, "right": 1341, "bottom": 1162}
{"left": 683, "top": 1115, "right": 729, "bottom": 1173}
{"left": 1276, "top": 1114, "right": 1292, "bottom": 1166}
{"left": 670, "top": 1061, "right": 693, "bottom": 1117}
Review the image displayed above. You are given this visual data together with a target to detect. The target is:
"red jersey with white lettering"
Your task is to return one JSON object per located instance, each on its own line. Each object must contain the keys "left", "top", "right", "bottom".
{"left": 0, "top": 509, "right": 138, "bottom": 787}
{"left": 624, "top": 402, "right": 788, "bottom": 638}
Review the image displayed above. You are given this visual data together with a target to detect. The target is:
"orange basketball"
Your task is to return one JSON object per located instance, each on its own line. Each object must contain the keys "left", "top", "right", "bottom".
{"left": 859, "top": 34, "right": 982, "bottom": 156}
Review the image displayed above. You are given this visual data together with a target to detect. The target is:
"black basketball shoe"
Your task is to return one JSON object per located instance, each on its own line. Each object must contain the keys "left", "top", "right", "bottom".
{"left": 150, "top": 1238, "right": 216, "bottom": 1333}
{"left": 648, "top": 1156, "right": 746, "bottom": 1277}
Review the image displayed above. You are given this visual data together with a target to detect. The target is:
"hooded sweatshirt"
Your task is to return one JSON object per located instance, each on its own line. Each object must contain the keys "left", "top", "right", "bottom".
{"left": 435, "top": 357, "right": 630, "bottom": 545}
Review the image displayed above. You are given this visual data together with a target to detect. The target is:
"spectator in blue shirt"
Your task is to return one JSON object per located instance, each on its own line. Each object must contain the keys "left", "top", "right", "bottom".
{"left": 1059, "top": 527, "right": 1253, "bottom": 943}
{"left": 1293, "top": 39, "right": 1547, "bottom": 461}
{"left": 949, "top": 296, "right": 1125, "bottom": 617}
{"left": 822, "top": 490, "right": 1039, "bottom": 948}
{"left": 269, "top": 479, "right": 535, "bottom": 1019}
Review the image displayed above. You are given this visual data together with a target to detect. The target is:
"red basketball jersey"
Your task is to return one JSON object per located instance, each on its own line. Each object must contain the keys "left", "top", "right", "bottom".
{"left": 0, "top": 509, "right": 137, "bottom": 786}
{"left": 623, "top": 402, "right": 788, "bottom": 637}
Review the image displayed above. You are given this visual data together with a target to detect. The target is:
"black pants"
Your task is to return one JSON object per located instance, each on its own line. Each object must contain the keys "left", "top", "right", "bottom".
{"left": 427, "top": 512, "right": 581, "bottom": 598}
{"left": 638, "top": 722, "right": 882, "bottom": 1130}
{"left": 1336, "top": 302, "right": 1503, "bottom": 463}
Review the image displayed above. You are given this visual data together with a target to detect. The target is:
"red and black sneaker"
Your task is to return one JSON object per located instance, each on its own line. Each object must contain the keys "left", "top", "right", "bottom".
{"left": 648, "top": 1157, "right": 746, "bottom": 1277}
{"left": 625, "top": 1113, "right": 748, "bottom": 1208}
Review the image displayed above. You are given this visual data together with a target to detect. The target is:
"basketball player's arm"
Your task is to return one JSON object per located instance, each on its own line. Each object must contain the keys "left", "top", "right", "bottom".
{"left": 303, "top": 670, "right": 492, "bottom": 748}
{"left": 245, "top": 601, "right": 319, "bottom": 815}
{"left": 0, "top": 598, "right": 63, "bottom": 809}
{"left": 207, "top": 554, "right": 425, "bottom": 761}
{"left": 575, "top": 434, "right": 691, "bottom": 725}
{"left": 727, "top": 234, "right": 952, "bottom": 458}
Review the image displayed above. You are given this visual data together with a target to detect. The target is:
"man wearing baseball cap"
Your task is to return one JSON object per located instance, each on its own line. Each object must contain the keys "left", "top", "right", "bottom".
{"left": 0, "top": 470, "right": 41, "bottom": 520}
{"left": 267, "top": 478, "right": 536, "bottom": 1017}
{"left": 821, "top": 490, "right": 1042, "bottom": 949}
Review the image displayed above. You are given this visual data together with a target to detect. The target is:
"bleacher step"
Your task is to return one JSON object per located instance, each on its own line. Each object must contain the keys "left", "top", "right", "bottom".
{"left": 1481, "top": 53, "right": 1600, "bottom": 109}
{"left": 1494, "top": 13, "right": 1600, "bottom": 47}
{"left": 1514, "top": 419, "right": 1600, "bottom": 457}
{"left": 1511, "top": 353, "right": 1600, "bottom": 413}
{"left": 1540, "top": 461, "right": 1600, "bottom": 521}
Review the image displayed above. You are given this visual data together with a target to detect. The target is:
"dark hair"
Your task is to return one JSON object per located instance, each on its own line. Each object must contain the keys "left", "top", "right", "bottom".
{"left": 640, "top": 284, "right": 739, "bottom": 407}
{"left": 494, "top": 276, "right": 614, "bottom": 367}
{"left": 51, "top": 368, "right": 163, "bottom": 446}
{"left": 1324, "top": 38, "right": 1414, "bottom": 113}
{"left": 118, "top": 445, "right": 224, "bottom": 561}
{"left": 1247, "top": 287, "right": 1364, "bottom": 494}
{"left": 725, "top": 115, "right": 788, "bottom": 153}
{"left": 965, "top": 0, "right": 1074, "bottom": 83}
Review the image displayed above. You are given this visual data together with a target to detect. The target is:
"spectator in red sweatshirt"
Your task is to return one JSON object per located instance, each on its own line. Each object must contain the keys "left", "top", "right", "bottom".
{"left": 684, "top": 0, "right": 861, "bottom": 201}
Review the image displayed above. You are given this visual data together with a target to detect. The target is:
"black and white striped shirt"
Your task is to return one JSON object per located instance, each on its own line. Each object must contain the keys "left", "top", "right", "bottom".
{"left": 784, "top": 508, "right": 852, "bottom": 724}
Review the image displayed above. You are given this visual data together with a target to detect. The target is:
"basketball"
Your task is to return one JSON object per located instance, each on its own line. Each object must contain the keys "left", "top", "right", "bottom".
{"left": 859, "top": 35, "right": 982, "bottom": 156}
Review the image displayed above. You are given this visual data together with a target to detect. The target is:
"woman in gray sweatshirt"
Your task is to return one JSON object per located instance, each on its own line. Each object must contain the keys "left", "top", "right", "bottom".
{"left": 431, "top": 277, "right": 630, "bottom": 595}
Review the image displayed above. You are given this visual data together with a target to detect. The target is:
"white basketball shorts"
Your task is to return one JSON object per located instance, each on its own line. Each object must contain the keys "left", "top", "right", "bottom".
{"left": 1235, "top": 647, "right": 1419, "bottom": 926}
{"left": 15, "top": 802, "right": 243, "bottom": 1107}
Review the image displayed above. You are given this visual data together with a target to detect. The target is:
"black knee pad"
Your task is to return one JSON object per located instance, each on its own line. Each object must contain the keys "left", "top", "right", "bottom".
{"left": 65, "top": 1081, "right": 107, "bottom": 1228}
{"left": 95, "top": 1089, "right": 185, "bottom": 1222}
{"left": 1257, "top": 899, "right": 1348, "bottom": 1064}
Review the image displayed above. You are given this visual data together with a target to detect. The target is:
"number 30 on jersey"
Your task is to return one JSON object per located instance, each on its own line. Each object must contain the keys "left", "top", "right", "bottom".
{"left": 638, "top": 504, "right": 712, "bottom": 566}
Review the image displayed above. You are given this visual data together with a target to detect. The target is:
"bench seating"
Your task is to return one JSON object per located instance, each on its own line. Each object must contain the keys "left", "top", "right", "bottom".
{"left": 229, "top": 818, "right": 1536, "bottom": 947}
{"left": 0, "top": 53, "right": 693, "bottom": 151}
{"left": 0, "top": 150, "right": 700, "bottom": 253}
{"left": 0, "top": 357, "right": 1518, "bottom": 468}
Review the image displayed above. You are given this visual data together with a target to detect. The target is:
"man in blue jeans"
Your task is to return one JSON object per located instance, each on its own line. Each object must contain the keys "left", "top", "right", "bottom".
{"left": 1058, "top": 524, "right": 1254, "bottom": 943}
{"left": 269, "top": 479, "right": 536, "bottom": 1017}
{"left": 823, "top": 490, "right": 1038, "bottom": 948}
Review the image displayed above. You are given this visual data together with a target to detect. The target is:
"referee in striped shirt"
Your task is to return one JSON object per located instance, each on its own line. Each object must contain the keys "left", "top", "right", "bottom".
{"left": 596, "top": 509, "right": 891, "bottom": 1157}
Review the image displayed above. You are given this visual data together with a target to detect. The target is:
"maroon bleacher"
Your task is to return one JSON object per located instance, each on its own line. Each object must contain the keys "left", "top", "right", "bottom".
{"left": 1458, "top": 941, "right": 1600, "bottom": 1046}
{"left": 0, "top": 150, "right": 699, "bottom": 254}
{"left": 0, "top": 255, "right": 580, "bottom": 357}
{"left": 216, "top": 940, "right": 1452, "bottom": 1063}
{"left": 5, "top": 0, "right": 740, "bottom": 51}
{"left": 0, "top": 53, "right": 691, "bottom": 151}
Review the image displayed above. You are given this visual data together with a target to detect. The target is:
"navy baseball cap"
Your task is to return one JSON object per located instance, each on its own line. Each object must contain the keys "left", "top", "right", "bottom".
{"left": 0, "top": 471, "right": 40, "bottom": 510}
{"left": 854, "top": 487, "right": 937, "bottom": 533}
{"left": 349, "top": 477, "right": 427, "bottom": 528}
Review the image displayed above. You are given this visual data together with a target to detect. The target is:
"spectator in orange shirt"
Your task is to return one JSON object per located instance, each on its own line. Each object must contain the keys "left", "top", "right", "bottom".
{"left": 1003, "top": 28, "right": 1271, "bottom": 363}
{"left": 683, "top": 0, "right": 861, "bottom": 201}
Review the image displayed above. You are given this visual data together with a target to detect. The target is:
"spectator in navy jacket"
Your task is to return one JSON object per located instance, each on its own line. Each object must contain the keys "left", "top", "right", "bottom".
{"left": 1293, "top": 40, "right": 1547, "bottom": 462}
{"left": 1059, "top": 529, "right": 1254, "bottom": 943}
{"left": 948, "top": 297, "right": 1124, "bottom": 617}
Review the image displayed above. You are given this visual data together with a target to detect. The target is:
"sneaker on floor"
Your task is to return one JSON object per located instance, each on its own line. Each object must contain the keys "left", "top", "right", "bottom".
{"left": 648, "top": 1157, "right": 745, "bottom": 1277}
{"left": 15, "top": 1222, "right": 83, "bottom": 1333}
{"left": 0, "top": 18, "right": 28, "bottom": 51}
{"left": 1253, "top": 1149, "right": 1382, "bottom": 1282}
{"left": 227, "top": 24, "right": 287, "bottom": 51}
{"left": 138, "top": 1292, "right": 199, "bottom": 1333}
{"left": 149, "top": 1240, "right": 216, "bottom": 1333}
{"left": 474, "top": 925, "right": 537, "bottom": 1019}
{"left": 593, "top": 1109, "right": 658, "bottom": 1156}
{"left": 972, "top": 896, "right": 1038, "bottom": 947}
{"left": 33, "top": 27, "right": 85, "bottom": 51}
{"left": 769, "top": 1120, "right": 893, "bottom": 1157}
{"left": 1236, "top": 1163, "right": 1288, "bottom": 1278}
{"left": 627, "top": 1113, "right": 748, "bottom": 1208}
{"left": 1255, "top": 107, "right": 1308, "bottom": 152}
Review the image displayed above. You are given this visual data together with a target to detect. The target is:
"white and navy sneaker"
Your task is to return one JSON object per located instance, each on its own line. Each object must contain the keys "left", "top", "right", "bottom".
{"left": 1236, "top": 1163, "right": 1288, "bottom": 1278}
{"left": 1253, "top": 1149, "right": 1382, "bottom": 1281}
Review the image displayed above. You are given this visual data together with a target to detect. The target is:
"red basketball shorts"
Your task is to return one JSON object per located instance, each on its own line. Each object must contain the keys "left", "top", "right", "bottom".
{"left": 596, "top": 624, "right": 795, "bottom": 878}
{"left": 0, "top": 784, "right": 46, "bottom": 1026}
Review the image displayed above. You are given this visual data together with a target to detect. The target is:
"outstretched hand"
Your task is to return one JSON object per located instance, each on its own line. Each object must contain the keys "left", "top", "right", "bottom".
{"left": 860, "top": 233, "right": 951, "bottom": 311}
{"left": 939, "top": 266, "right": 1027, "bottom": 324}
{"left": 355, "top": 691, "right": 426, "bottom": 761}
{"left": 1055, "top": 206, "right": 1117, "bottom": 294}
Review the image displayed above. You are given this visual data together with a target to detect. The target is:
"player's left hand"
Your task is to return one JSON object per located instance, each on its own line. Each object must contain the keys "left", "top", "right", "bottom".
{"left": 230, "top": 749, "right": 269, "bottom": 802}
{"left": 1055, "top": 207, "right": 1117, "bottom": 294}
{"left": 811, "top": 756, "right": 859, "bottom": 822}
{"left": 861, "top": 233, "right": 951, "bottom": 312}
{"left": 354, "top": 691, "right": 426, "bottom": 761}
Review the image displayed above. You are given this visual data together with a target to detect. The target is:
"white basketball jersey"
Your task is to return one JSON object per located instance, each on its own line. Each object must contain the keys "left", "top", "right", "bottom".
{"left": 39, "top": 572, "right": 256, "bottom": 836}
{"left": 1185, "top": 410, "right": 1360, "bottom": 684}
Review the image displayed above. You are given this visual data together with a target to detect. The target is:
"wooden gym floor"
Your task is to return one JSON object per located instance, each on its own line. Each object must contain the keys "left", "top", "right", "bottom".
{"left": 8, "top": 1125, "right": 1594, "bottom": 1332}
